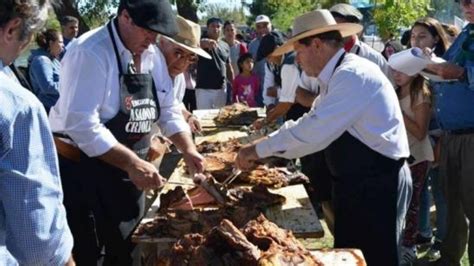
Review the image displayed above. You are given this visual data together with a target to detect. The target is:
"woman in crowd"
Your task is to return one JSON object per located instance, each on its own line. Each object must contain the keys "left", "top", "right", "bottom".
{"left": 390, "top": 66, "right": 434, "bottom": 265}
{"left": 28, "top": 28, "right": 64, "bottom": 113}
{"left": 409, "top": 17, "right": 451, "bottom": 261}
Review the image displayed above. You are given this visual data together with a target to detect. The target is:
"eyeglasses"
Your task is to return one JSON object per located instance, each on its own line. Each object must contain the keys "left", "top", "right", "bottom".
{"left": 174, "top": 48, "right": 198, "bottom": 64}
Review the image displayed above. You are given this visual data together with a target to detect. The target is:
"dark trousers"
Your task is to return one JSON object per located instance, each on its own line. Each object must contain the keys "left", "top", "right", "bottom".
{"left": 325, "top": 132, "right": 411, "bottom": 265}
{"left": 59, "top": 154, "right": 144, "bottom": 266}
{"left": 439, "top": 134, "right": 474, "bottom": 266}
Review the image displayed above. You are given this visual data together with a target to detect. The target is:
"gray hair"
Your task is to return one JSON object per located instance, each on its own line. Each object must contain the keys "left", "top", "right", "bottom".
{"left": 0, "top": 0, "right": 51, "bottom": 41}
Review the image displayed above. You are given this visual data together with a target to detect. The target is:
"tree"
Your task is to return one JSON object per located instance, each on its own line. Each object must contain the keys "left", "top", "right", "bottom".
{"left": 173, "top": 0, "right": 200, "bottom": 22}
{"left": 199, "top": 4, "right": 247, "bottom": 25}
{"left": 248, "top": 0, "right": 319, "bottom": 31}
{"left": 372, "top": 0, "right": 430, "bottom": 41}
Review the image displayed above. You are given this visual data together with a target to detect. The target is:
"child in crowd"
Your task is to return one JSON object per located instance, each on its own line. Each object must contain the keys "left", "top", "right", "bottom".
{"left": 391, "top": 67, "right": 434, "bottom": 265}
{"left": 409, "top": 17, "right": 451, "bottom": 261}
{"left": 232, "top": 53, "right": 260, "bottom": 107}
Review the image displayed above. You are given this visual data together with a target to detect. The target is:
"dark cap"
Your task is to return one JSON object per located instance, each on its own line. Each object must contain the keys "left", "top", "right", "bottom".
{"left": 120, "top": 0, "right": 178, "bottom": 37}
{"left": 256, "top": 31, "right": 284, "bottom": 61}
{"left": 330, "top": 3, "right": 363, "bottom": 23}
{"left": 207, "top": 17, "right": 223, "bottom": 26}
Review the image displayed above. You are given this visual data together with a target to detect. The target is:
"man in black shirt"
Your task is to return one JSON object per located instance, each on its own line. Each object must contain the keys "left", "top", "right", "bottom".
{"left": 195, "top": 17, "right": 234, "bottom": 109}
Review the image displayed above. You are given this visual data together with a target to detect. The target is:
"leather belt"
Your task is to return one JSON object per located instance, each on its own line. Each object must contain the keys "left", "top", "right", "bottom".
{"left": 53, "top": 137, "right": 81, "bottom": 162}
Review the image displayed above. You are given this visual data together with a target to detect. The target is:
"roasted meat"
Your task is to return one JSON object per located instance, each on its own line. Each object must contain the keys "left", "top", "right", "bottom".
{"left": 226, "top": 184, "right": 286, "bottom": 209}
{"left": 196, "top": 138, "right": 242, "bottom": 154}
{"left": 160, "top": 215, "right": 321, "bottom": 266}
{"left": 214, "top": 103, "right": 259, "bottom": 126}
{"left": 134, "top": 184, "right": 286, "bottom": 240}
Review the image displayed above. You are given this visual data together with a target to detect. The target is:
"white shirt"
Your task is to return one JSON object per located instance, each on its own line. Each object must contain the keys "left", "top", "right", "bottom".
{"left": 351, "top": 38, "right": 391, "bottom": 79}
{"left": 298, "top": 71, "right": 320, "bottom": 95}
{"left": 173, "top": 73, "right": 186, "bottom": 102}
{"left": 49, "top": 21, "right": 189, "bottom": 157}
{"left": 278, "top": 64, "right": 301, "bottom": 103}
{"left": 256, "top": 49, "right": 410, "bottom": 161}
{"left": 262, "top": 62, "right": 278, "bottom": 106}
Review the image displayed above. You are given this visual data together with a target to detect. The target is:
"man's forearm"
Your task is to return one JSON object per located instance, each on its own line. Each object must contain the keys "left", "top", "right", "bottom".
{"left": 169, "top": 131, "right": 196, "bottom": 153}
{"left": 266, "top": 102, "right": 292, "bottom": 123}
{"left": 295, "top": 87, "right": 316, "bottom": 107}
{"left": 226, "top": 62, "right": 234, "bottom": 82}
{"left": 97, "top": 143, "right": 141, "bottom": 172}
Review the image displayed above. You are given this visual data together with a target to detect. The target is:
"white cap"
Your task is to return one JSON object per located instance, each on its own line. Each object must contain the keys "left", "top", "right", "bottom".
{"left": 255, "top": 14, "right": 271, "bottom": 24}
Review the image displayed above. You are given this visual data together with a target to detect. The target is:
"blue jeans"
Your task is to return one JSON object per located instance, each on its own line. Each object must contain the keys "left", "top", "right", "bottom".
{"left": 418, "top": 166, "right": 447, "bottom": 241}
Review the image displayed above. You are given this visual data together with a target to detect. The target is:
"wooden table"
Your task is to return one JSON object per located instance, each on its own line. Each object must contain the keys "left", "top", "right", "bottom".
{"left": 135, "top": 123, "right": 323, "bottom": 242}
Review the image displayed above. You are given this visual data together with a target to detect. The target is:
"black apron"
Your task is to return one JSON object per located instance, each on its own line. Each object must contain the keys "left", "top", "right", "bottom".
{"left": 78, "top": 20, "right": 160, "bottom": 265}
{"left": 319, "top": 53, "right": 404, "bottom": 265}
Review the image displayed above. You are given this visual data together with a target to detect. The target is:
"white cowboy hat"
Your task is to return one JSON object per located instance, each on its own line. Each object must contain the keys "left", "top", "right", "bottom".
{"left": 272, "top": 9, "right": 363, "bottom": 56}
{"left": 161, "top": 16, "right": 211, "bottom": 59}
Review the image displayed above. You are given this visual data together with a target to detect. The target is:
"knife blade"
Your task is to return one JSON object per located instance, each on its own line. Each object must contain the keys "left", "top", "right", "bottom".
{"left": 198, "top": 177, "right": 226, "bottom": 205}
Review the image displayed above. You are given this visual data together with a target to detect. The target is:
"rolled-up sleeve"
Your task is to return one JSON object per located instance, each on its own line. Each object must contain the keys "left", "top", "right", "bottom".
{"left": 156, "top": 81, "right": 190, "bottom": 137}
{"left": 55, "top": 48, "right": 118, "bottom": 156}
{"left": 0, "top": 102, "right": 73, "bottom": 265}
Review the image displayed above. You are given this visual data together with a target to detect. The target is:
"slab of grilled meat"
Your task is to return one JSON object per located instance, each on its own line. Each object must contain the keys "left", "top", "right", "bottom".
{"left": 157, "top": 215, "right": 322, "bottom": 266}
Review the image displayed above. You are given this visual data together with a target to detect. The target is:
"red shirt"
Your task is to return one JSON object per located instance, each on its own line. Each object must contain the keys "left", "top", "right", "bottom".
{"left": 232, "top": 74, "right": 260, "bottom": 107}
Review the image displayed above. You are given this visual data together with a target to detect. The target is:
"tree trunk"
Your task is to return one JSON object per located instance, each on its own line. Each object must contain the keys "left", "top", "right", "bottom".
{"left": 52, "top": 0, "right": 90, "bottom": 35}
{"left": 176, "top": 0, "right": 199, "bottom": 23}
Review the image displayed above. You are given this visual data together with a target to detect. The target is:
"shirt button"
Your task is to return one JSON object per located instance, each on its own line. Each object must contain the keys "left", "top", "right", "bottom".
{"left": 437, "top": 108, "right": 441, "bottom": 112}
{"left": 439, "top": 93, "right": 443, "bottom": 96}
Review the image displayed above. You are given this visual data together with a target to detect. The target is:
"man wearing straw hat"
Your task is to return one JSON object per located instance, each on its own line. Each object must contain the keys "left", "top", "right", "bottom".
{"left": 157, "top": 16, "right": 211, "bottom": 133}
{"left": 236, "top": 9, "right": 412, "bottom": 265}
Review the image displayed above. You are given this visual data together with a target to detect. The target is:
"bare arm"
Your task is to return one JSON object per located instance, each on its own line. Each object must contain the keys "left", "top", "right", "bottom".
{"left": 97, "top": 143, "right": 164, "bottom": 190}
{"left": 168, "top": 131, "right": 204, "bottom": 176}
{"left": 226, "top": 60, "right": 234, "bottom": 84}
{"left": 266, "top": 102, "right": 293, "bottom": 123}
{"left": 181, "top": 107, "right": 202, "bottom": 133}
{"left": 295, "top": 87, "right": 317, "bottom": 107}
{"left": 403, "top": 102, "right": 431, "bottom": 141}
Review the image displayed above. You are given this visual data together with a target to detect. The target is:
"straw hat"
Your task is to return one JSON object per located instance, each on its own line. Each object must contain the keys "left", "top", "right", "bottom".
{"left": 272, "top": 9, "right": 363, "bottom": 56}
{"left": 161, "top": 16, "right": 211, "bottom": 59}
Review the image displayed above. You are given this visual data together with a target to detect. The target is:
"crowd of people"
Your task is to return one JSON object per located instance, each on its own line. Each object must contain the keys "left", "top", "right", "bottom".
{"left": 1, "top": 0, "right": 474, "bottom": 265}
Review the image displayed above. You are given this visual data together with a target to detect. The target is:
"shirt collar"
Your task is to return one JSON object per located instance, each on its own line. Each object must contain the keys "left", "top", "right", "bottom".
{"left": 318, "top": 48, "right": 345, "bottom": 87}
{"left": 110, "top": 19, "right": 155, "bottom": 59}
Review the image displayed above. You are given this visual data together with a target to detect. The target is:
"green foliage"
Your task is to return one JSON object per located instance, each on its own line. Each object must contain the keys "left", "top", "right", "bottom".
{"left": 373, "top": 0, "right": 429, "bottom": 41}
{"left": 45, "top": 10, "right": 60, "bottom": 31}
{"left": 249, "top": 0, "right": 318, "bottom": 31}
{"left": 79, "top": 0, "right": 120, "bottom": 28}
{"left": 199, "top": 4, "right": 247, "bottom": 25}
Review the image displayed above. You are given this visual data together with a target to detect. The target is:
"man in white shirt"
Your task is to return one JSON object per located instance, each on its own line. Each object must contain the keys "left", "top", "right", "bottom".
{"left": 157, "top": 16, "right": 211, "bottom": 132}
{"left": 252, "top": 31, "right": 309, "bottom": 128}
{"left": 236, "top": 10, "right": 412, "bottom": 265}
{"left": 49, "top": 0, "right": 204, "bottom": 264}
